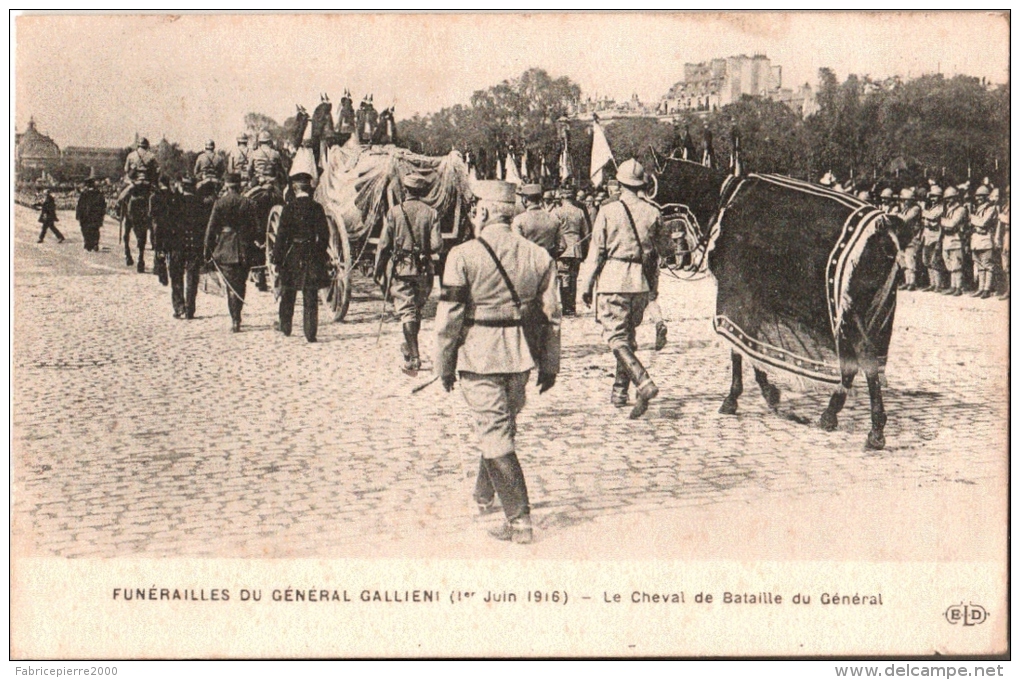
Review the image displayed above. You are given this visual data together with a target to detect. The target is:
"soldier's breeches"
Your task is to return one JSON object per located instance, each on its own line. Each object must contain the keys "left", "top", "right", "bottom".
{"left": 902, "top": 244, "right": 920, "bottom": 273}
{"left": 942, "top": 247, "right": 963, "bottom": 273}
{"left": 557, "top": 259, "right": 580, "bottom": 313}
{"left": 459, "top": 371, "right": 530, "bottom": 459}
{"left": 922, "top": 243, "right": 944, "bottom": 271}
{"left": 391, "top": 275, "right": 429, "bottom": 322}
{"left": 597, "top": 293, "right": 647, "bottom": 351}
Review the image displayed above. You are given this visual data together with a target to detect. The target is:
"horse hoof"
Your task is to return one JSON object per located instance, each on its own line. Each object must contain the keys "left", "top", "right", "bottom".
{"left": 865, "top": 431, "right": 885, "bottom": 450}
{"left": 719, "top": 398, "right": 738, "bottom": 415}
{"left": 764, "top": 385, "right": 781, "bottom": 411}
{"left": 819, "top": 411, "right": 838, "bottom": 431}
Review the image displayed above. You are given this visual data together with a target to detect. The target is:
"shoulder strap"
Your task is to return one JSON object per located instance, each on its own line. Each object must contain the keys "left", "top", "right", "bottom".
{"left": 477, "top": 236, "right": 521, "bottom": 307}
{"left": 398, "top": 203, "right": 420, "bottom": 252}
{"left": 618, "top": 200, "right": 644, "bottom": 262}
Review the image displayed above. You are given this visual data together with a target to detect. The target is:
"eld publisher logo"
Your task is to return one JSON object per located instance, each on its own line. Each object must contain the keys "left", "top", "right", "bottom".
{"left": 944, "top": 603, "right": 989, "bottom": 626}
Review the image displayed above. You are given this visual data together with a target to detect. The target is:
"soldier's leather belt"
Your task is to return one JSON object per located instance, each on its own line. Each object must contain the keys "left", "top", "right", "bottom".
{"left": 608, "top": 255, "right": 643, "bottom": 264}
{"left": 464, "top": 318, "right": 522, "bottom": 327}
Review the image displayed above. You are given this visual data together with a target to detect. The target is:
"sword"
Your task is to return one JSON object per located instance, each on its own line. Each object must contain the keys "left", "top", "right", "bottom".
{"left": 410, "top": 374, "right": 439, "bottom": 394}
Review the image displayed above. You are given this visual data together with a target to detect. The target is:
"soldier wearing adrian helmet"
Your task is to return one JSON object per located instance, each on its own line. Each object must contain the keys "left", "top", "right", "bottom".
{"left": 512, "top": 183, "right": 563, "bottom": 260}
{"left": 194, "top": 139, "right": 225, "bottom": 190}
{"left": 995, "top": 186, "right": 1009, "bottom": 300}
{"left": 920, "top": 185, "right": 946, "bottom": 291}
{"left": 895, "top": 188, "right": 922, "bottom": 291}
{"left": 117, "top": 137, "right": 159, "bottom": 210}
{"left": 248, "top": 131, "right": 285, "bottom": 190}
{"left": 374, "top": 173, "right": 443, "bottom": 372}
{"left": 435, "top": 180, "right": 561, "bottom": 545}
{"left": 968, "top": 185, "right": 998, "bottom": 298}
{"left": 940, "top": 187, "right": 968, "bottom": 296}
{"left": 226, "top": 134, "right": 251, "bottom": 182}
{"left": 272, "top": 173, "right": 331, "bottom": 342}
{"left": 551, "top": 186, "right": 589, "bottom": 316}
{"left": 580, "top": 158, "right": 667, "bottom": 419}
{"left": 204, "top": 172, "right": 260, "bottom": 333}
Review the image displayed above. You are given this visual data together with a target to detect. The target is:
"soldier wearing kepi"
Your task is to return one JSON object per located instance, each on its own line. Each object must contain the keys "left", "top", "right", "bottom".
{"left": 226, "top": 134, "right": 251, "bottom": 183}
{"left": 165, "top": 177, "right": 208, "bottom": 320}
{"left": 580, "top": 158, "right": 667, "bottom": 419}
{"left": 552, "top": 186, "right": 589, "bottom": 316}
{"left": 920, "top": 185, "right": 946, "bottom": 291}
{"left": 374, "top": 173, "right": 443, "bottom": 371}
{"left": 204, "top": 173, "right": 260, "bottom": 332}
{"left": 435, "top": 180, "right": 560, "bottom": 544}
{"left": 272, "top": 173, "right": 331, "bottom": 342}
{"left": 895, "top": 188, "right": 923, "bottom": 290}
{"left": 940, "top": 187, "right": 968, "bottom": 296}
{"left": 512, "top": 183, "right": 563, "bottom": 260}
{"left": 968, "top": 185, "right": 999, "bottom": 298}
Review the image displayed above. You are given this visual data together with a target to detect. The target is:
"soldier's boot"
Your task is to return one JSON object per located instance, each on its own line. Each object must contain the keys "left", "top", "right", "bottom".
{"left": 472, "top": 458, "right": 499, "bottom": 515}
{"left": 303, "top": 292, "right": 318, "bottom": 342}
{"left": 401, "top": 321, "right": 421, "bottom": 372}
{"left": 483, "top": 453, "right": 532, "bottom": 544}
{"left": 610, "top": 358, "right": 630, "bottom": 407}
{"left": 255, "top": 269, "right": 269, "bottom": 293}
{"left": 614, "top": 346, "right": 658, "bottom": 420}
{"left": 654, "top": 321, "right": 668, "bottom": 351}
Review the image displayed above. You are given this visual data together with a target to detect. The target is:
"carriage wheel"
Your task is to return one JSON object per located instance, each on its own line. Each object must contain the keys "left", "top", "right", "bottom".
{"left": 265, "top": 204, "right": 284, "bottom": 292}
{"left": 324, "top": 215, "right": 352, "bottom": 321}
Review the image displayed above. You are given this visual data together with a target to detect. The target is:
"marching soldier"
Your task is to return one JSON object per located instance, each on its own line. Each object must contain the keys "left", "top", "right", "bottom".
{"left": 374, "top": 174, "right": 443, "bottom": 371}
{"left": 512, "top": 184, "right": 563, "bottom": 260}
{"left": 75, "top": 178, "right": 106, "bottom": 251}
{"left": 580, "top": 159, "right": 667, "bottom": 419}
{"left": 940, "top": 187, "right": 968, "bottom": 296}
{"left": 165, "top": 177, "right": 209, "bottom": 320}
{"left": 996, "top": 186, "right": 1010, "bottom": 300}
{"left": 968, "top": 185, "right": 998, "bottom": 298}
{"left": 204, "top": 173, "right": 260, "bottom": 332}
{"left": 226, "top": 134, "right": 251, "bottom": 182}
{"left": 117, "top": 137, "right": 159, "bottom": 211}
{"left": 435, "top": 180, "right": 561, "bottom": 544}
{"left": 895, "top": 188, "right": 922, "bottom": 291}
{"left": 551, "top": 186, "right": 589, "bottom": 316}
{"left": 271, "top": 173, "right": 331, "bottom": 342}
{"left": 33, "top": 190, "right": 64, "bottom": 244}
{"left": 920, "top": 185, "right": 946, "bottom": 291}
{"left": 194, "top": 139, "right": 225, "bottom": 191}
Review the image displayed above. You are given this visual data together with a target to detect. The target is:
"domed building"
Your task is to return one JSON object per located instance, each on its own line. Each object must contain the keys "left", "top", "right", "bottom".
{"left": 16, "top": 117, "right": 61, "bottom": 179}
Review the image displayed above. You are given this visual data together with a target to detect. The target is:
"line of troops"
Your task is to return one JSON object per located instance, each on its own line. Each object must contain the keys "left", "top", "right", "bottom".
{"left": 871, "top": 183, "right": 1010, "bottom": 300}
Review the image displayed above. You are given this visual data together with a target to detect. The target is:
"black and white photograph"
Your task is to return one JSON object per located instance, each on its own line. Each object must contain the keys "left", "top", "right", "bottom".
{"left": 10, "top": 11, "right": 1010, "bottom": 660}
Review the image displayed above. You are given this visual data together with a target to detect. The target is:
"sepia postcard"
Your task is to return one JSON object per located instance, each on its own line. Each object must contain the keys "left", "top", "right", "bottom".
{"left": 10, "top": 11, "right": 1009, "bottom": 659}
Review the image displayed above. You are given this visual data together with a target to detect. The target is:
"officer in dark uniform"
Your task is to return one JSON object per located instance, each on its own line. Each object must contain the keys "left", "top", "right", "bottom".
{"left": 149, "top": 175, "right": 178, "bottom": 286}
{"left": 75, "top": 179, "right": 106, "bottom": 251}
{"left": 166, "top": 178, "right": 209, "bottom": 319}
{"left": 374, "top": 173, "right": 443, "bottom": 371}
{"left": 511, "top": 183, "right": 563, "bottom": 260}
{"left": 272, "top": 173, "right": 331, "bottom": 342}
{"left": 204, "top": 173, "right": 260, "bottom": 332}
{"left": 435, "top": 180, "right": 561, "bottom": 544}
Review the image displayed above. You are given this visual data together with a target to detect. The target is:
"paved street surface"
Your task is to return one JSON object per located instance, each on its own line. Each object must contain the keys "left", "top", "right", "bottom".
{"left": 12, "top": 205, "right": 1009, "bottom": 561}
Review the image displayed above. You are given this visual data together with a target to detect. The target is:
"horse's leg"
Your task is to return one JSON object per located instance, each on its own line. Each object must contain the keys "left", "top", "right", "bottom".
{"left": 753, "top": 367, "right": 781, "bottom": 412}
{"left": 820, "top": 368, "right": 856, "bottom": 431}
{"left": 136, "top": 220, "right": 148, "bottom": 272}
{"left": 863, "top": 368, "right": 887, "bottom": 450}
{"left": 718, "top": 351, "right": 743, "bottom": 415}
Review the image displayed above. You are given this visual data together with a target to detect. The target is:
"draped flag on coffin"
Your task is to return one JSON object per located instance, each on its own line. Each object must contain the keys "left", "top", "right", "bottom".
{"left": 708, "top": 174, "right": 901, "bottom": 385}
{"left": 314, "top": 136, "right": 473, "bottom": 243}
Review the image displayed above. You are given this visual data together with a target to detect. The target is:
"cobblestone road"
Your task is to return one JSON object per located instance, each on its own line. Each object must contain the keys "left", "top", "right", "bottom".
{"left": 12, "top": 205, "right": 1009, "bottom": 560}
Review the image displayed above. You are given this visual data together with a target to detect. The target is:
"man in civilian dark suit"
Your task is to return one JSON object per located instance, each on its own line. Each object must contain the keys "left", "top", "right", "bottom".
{"left": 75, "top": 179, "right": 106, "bottom": 251}
{"left": 166, "top": 178, "right": 211, "bottom": 319}
{"left": 204, "top": 173, "right": 260, "bottom": 332}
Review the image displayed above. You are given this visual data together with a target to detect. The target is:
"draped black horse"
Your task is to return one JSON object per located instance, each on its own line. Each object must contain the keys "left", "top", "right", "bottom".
{"left": 652, "top": 157, "right": 911, "bottom": 450}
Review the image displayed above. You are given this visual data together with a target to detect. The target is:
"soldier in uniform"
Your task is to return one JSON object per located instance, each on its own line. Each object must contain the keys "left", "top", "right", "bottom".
{"left": 148, "top": 175, "right": 178, "bottom": 286}
{"left": 117, "top": 137, "right": 159, "bottom": 210}
{"left": 920, "top": 185, "right": 946, "bottom": 292}
{"left": 374, "top": 173, "right": 443, "bottom": 371}
{"left": 194, "top": 139, "right": 225, "bottom": 192}
{"left": 968, "top": 185, "right": 998, "bottom": 298}
{"left": 580, "top": 159, "right": 667, "bottom": 419}
{"left": 511, "top": 183, "right": 563, "bottom": 260}
{"left": 165, "top": 178, "right": 208, "bottom": 319}
{"left": 995, "top": 187, "right": 1009, "bottom": 300}
{"left": 551, "top": 186, "right": 588, "bottom": 316}
{"left": 940, "top": 187, "right": 968, "bottom": 296}
{"left": 272, "top": 173, "right": 331, "bottom": 342}
{"left": 895, "top": 188, "right": 922, "bottom": 290}
{"left": 879, "top": 187, "right": 895, "bottom": 213}
{"left": 75, "top": 178, "right": 106, "bottom": 251}
{"left": 33, "top": 190, "right": 64, "bottom": 243}
{"left": 435, "top": 180, "right": 560, "bottom": 544}
{"left": 204, "top": 173, "right": 260, "bottom": 332}
{"left": 226, "top": 134, "right": 251, "bottom": 182}
{"left": 248, "top": 131, "right": 285, "bottom": 193}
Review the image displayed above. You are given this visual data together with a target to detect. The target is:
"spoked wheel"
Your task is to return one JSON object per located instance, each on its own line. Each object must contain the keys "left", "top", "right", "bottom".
{"left": 323, "top": 214, "right": 352, "bottom": 321}
{"left": 264, "top": 204, "right": 284, "bottom": 292}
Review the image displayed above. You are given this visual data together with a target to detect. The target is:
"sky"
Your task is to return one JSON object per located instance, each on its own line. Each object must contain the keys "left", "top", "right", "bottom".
{"left": 14, "top": 12, "right": 1010, "bottom": 151}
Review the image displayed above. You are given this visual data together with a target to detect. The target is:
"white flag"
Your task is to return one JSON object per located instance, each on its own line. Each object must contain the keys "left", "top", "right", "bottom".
{"left": 590, "top": 119, "right": 614, "bottom": 187}
{"left": 559, "top": 145, "right": 572, "bottom": 181}
{"left": 505, "top": 153, "right": 522, "bottom": 185}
